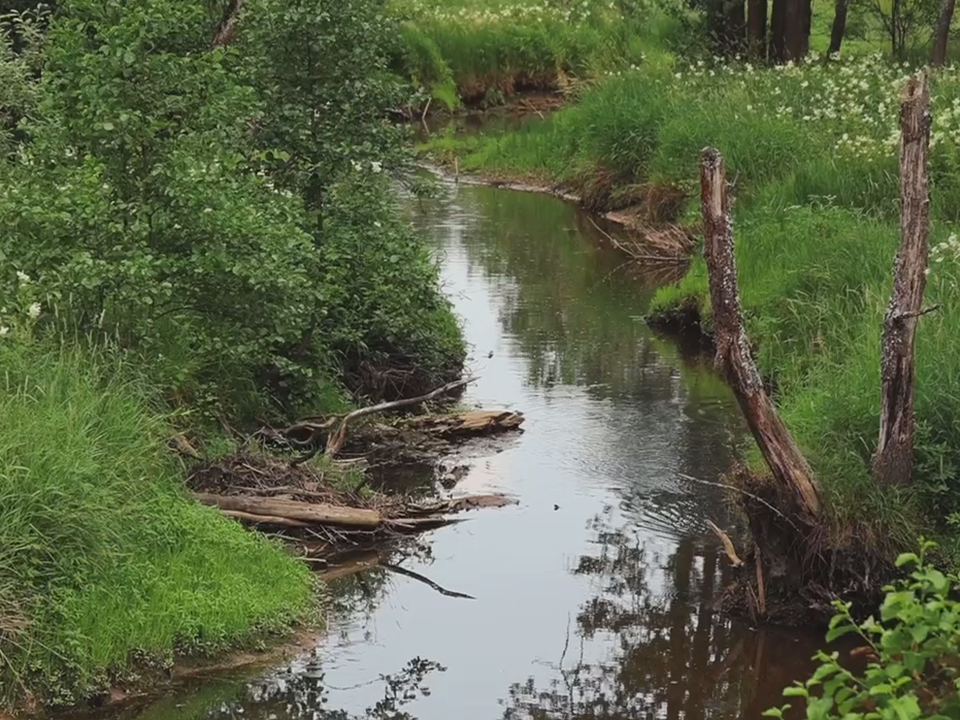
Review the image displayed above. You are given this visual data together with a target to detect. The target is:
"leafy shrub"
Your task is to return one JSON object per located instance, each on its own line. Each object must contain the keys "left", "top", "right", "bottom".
{"left": 766, "top": 541, "right": 960, "bottom": 720}
{"left": 0, "top": 0, "right": 464, "bottom": 421}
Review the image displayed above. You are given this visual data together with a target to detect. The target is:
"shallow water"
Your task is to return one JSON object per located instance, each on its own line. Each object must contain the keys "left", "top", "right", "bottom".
{"left": 92, "top": 182, "right": 828, "bottom": 720}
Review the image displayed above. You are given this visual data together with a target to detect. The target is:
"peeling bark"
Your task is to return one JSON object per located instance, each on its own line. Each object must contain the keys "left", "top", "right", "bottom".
{"left": 700, "top": 148, "right": 822, "bottom": 523}
{"left": 872, "top": 73, "right": 932, "bottom": 486}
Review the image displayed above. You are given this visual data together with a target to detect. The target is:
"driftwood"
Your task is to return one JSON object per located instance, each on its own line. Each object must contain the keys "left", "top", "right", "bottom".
{"left": 400, "top": 410, "right": 524, "bottom": 438}
{"left": 700, "top": 148, "right": 822, "bottom": 523}
{"left": 872, "top": 73, "right": 933, "bottom": 486}
{"left": 195, "top": 493, "right": 382, "bottom": 528}
{"left": 285, "top": 376, "right": 477, "bottom": 464}
{"left": 198, "top": 491, "right": 516, "bottom": 533}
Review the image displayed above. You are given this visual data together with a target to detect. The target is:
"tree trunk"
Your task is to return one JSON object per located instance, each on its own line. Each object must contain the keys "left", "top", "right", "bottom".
{"left": 212, "top": 0, "right": 244, "bottom": 47}
{"left": 748, "top": 0, "right": 768, "bottom": 58}
{"left": 933, "top": 0, "right": 957, "bottom": 66}
{"left": 769, "top": 0, "right": 786, "bottom": 60}
{"left": 828, "top": 0, "right": 849, "bottom": 55}
{"left": 769, "top": 0, "right": 809, "bottom": 61}
{"left": 872, "top": 73, "right": 932, "bottom": 487}
{"left": 699, "top": 148, "right": 822, "bottom": 523}
{"left": 727, "top": 0, "right": 748, "bottom": 53}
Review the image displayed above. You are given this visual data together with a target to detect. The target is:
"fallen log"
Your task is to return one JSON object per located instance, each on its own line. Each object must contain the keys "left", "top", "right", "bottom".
{"left": 700, "top": 147, "right": 822, "bottom": 524}
{"left": 401, "top": 410, "right": 524, "bottom": 437}
{"left": 872, "top": 72, "right": 933, "bottom": 486}
{"left": 197, "top": 491, "right": 514, "bottom": 533}
{"left": 195, "top": 493, "right": 382, "bottom": 528}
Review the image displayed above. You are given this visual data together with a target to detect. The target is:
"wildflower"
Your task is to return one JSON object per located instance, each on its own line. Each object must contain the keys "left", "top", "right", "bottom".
{"left": 0, "top": 326, "right": 9, "bottom": 337}
{"left": 27, "top": 302, "right": 41, "bottom": 320}
{"left": 370, "top": 161, "right": 383, "bottom": 173}
{"left": 16, "top": 271, "right": 30, "bottom": 284}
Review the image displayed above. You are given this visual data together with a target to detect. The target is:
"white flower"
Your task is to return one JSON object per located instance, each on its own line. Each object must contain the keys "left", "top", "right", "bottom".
{"left": 27, "top": 302, "right": 41, "bottom": 320}
{"left": 370, "top": 161, "right": 383, "bottom": 173}
{"left": 16, "top": 271, "right": 30, "bottom": 284}
{"left": 0, "top": 326, "right": 9, "bottom": 337}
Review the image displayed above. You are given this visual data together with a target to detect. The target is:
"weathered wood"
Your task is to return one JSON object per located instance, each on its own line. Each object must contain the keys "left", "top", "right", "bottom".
{"left": 195, "top": 493, "right": 383, "bottom": 528}
{"left": 699, "top": 148, "right": 822, "bottom": 522}
{"left": 872, "top": 73, "right": 932, "bottom": 486}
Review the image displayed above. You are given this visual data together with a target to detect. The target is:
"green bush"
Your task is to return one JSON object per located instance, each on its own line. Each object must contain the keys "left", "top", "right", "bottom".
{"left": 0, "top": 0, "right": 464, "bottom": 421}
{"left": 767, "top": 541, "right": 960, "bottom": 720}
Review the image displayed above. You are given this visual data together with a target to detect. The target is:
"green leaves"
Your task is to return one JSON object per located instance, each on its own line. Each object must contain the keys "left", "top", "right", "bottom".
{"left": 769, "top": 541, "right": 960, "bottom": 720}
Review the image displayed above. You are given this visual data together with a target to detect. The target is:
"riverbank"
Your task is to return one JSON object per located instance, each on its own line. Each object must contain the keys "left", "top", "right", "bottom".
{"left": 418, "top": 54, "right": 960, "bottom": 599}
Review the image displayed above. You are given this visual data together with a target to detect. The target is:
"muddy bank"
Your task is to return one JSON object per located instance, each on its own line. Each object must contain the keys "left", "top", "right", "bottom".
{"left": 420, "top": 163, "right": 699, "bottom": 264}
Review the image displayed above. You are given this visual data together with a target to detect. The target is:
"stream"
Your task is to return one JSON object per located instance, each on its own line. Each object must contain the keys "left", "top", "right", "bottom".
{"left": 85, "top": 180, "right": 830, "bottom": 720}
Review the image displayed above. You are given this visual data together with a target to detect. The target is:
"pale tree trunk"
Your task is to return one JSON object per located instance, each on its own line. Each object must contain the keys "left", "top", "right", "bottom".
{"left": 700, "top": 148, "right": 822, "bottom": 524}
{"left": 933, "top": 0, "right": 957, "bottom": 66}
{"left": 872, "top": 73, "right": 932, "bottom": 487}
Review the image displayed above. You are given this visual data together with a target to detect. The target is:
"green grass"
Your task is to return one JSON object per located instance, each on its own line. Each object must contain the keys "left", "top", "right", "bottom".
{"left": 388, "top": 0, "right": 682, "bottom": 107}
{"left": 0, "top": 338, "right": 314, "bottom": 707}
{"left": 422, "top": 45, "right": 960, "bottom": 556}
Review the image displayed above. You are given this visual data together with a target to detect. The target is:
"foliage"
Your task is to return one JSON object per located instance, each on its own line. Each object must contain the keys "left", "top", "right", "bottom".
{"left": 0, "top": 0, "right": 463, "bottom": 421}
{"left": 0, "top": 336, "right": 313, "bottom": 706}
{"left": 765, "top": 541, "right": 960, "bottom": 720}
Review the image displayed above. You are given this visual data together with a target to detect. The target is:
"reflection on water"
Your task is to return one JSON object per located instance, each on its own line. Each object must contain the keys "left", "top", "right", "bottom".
{"left": 79, "top": 182, "right": 828, "bottom": 720}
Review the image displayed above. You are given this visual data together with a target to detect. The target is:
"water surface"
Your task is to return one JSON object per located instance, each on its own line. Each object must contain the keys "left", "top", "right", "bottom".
{"left": 92, "top": 182, "right": 828, "bottom": 720}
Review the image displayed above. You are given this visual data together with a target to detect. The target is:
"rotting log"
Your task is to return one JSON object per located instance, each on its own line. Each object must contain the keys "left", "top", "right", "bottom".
{"left": 195, "top": 493, "right": 383, "bottom": 528}
{"left": 872, "top": 73, "right": 932, "bottom": 487}
{"left": 700, "top": 147, "right": 822, "bottom": 524}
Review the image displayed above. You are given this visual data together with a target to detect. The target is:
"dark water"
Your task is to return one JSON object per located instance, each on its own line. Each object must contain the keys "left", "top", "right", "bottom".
{"left": 90, "top": 183, "right": 829, "bottom": 720}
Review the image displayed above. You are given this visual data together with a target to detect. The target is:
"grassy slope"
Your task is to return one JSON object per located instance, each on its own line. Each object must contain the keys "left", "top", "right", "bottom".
{"left": 389, "top": 0, "right": 680, "bottom": 108}
{"left": 0, "top": 339, "right": 314, "bottom": 707}
{"left": 418, "top": 25, "right": 960, "bottom": 554}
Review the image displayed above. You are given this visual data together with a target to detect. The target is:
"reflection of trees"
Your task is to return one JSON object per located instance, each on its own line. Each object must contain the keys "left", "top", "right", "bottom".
{"left": 500, "top": 512, "right": 820, "bottom": 720}
{"left": 123, "top": 657, "right": 443, "bottom": 720}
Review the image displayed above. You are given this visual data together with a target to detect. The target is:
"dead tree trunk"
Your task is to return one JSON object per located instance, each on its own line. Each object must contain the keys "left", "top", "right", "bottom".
{"left": 828, "top": 0, "right": 849, "bottom": 55}
{"left": 700, "top": 148, "right": 822, "bottom": 524}
{"left": 748, "top": 0, "right": 768, "bottom": 58}
{"left": 872, "top": 73, "right": 932, "bottom": 487}
{"left": 933, "top": 0, "right": 957, "bottom": 66}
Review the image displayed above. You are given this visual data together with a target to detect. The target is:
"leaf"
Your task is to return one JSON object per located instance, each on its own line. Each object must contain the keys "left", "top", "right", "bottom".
{"left": 896, "top": 553, "right": 919, "bottom": 568}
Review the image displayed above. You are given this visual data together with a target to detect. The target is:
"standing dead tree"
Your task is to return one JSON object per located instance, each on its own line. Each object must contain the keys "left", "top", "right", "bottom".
{"left": 872, "top": 73, "right": 933, "bottom": 486}
{"left": 699, "top": 148, "right": 822, "bottom": 526}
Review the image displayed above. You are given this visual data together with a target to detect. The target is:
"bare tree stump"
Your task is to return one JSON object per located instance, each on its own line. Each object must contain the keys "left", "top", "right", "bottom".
{"left": 872, "top": 73, "right": 932, "bottom": 486}
{"left": 700, "top": 148, "right": 822, "bottom": 524}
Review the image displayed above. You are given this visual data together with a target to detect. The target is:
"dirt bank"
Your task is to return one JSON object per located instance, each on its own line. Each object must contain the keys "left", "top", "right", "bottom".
{"left": 423, "top": 163, "right": 698, "bottom": 264}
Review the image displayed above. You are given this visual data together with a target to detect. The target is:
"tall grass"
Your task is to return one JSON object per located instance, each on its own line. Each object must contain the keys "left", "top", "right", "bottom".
{"left": 389, "top": 0, "right": 677, "bottom": 106}
{"left": 0, "top": 339, "right": 314, "bottom": 706}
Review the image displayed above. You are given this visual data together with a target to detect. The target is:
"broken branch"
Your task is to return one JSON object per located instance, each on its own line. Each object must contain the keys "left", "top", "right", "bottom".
{"left": 699, "top": 147, "right": 822, "bottom": 523}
